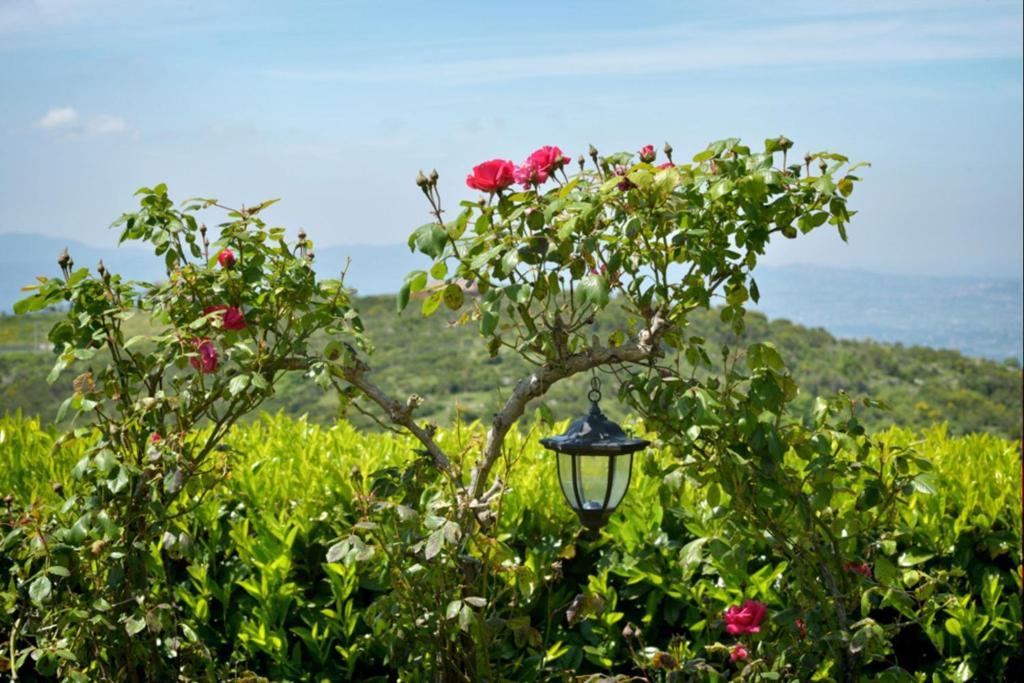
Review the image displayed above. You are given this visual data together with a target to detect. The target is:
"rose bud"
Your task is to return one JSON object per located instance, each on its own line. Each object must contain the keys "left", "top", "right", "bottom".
{"left": 217, "top": 248, "right": 236, "bottom": 268}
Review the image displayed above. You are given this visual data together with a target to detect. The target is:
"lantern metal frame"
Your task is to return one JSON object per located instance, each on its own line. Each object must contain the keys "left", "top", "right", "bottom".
{"left": 540, "top": 377, "right": 650, "bottom": 530}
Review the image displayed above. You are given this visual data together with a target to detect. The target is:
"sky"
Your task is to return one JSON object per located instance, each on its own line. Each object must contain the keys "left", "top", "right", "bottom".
{"left": 0, "top": 0, "right": 1021, "bottom": 278}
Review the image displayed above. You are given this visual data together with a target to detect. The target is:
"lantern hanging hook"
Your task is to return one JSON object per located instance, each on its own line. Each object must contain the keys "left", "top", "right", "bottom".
{"left": 588, "top": 374, "right": 602, "bottom": 403}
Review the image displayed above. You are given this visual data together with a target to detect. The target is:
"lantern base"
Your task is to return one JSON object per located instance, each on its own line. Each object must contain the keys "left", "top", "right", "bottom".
{"left": 576, "top": 508, "right": 612, "bottom": 531}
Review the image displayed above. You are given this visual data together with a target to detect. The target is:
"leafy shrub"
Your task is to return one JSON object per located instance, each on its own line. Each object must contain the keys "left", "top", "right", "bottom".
{"left": 3, "top": 137, "right": 1019, "bottom": 681}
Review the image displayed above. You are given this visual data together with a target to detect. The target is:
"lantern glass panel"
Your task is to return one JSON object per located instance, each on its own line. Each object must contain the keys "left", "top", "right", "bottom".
{"left": 557, "top": 452, "right": 633, "bottom": 512}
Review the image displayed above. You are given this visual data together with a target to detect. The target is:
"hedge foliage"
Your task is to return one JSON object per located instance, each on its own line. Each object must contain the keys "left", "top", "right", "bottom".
{"left": 2, "top": 412, "right": 1019, "bottom": 680}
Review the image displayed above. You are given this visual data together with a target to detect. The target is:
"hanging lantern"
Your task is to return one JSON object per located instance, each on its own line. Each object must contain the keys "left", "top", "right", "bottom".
{"left": 540, "top": 376, "right": 649, "bottom": 530}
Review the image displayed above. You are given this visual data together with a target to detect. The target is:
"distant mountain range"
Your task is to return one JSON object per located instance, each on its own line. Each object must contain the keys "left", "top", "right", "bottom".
{"left": 2, "top": 232, "right": 1021, "bottom": 362}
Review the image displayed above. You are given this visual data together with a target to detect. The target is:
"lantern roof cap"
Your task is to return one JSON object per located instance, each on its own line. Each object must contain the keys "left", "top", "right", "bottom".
{"left": 540, "top": 401, "right": 650, "bottom": 455}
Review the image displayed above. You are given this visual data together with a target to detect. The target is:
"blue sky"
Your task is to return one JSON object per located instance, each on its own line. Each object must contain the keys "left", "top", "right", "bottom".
{"left": 1, "top": 0, "right": 1021, "bottom": 277}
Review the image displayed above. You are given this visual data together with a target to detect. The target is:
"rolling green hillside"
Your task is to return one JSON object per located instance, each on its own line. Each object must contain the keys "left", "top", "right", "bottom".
{"left": 1, "top": 296, "right": 1020, "bottom": 437}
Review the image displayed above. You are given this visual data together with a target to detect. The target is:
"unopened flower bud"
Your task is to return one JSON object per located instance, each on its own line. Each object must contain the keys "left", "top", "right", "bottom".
{"left": 777, "top": 135, "right": 793, "bottom": 151}
{"left": 588, "top": 144, "right": 599, "bottom": 161}
{"left": 57, "top": 247, "right": 70, "bottom": 268}
{"left": 429, "top": 168, "right": 439, "bottom": 184}
{"left": 663, "top": 142, "right": 673, "bottom": 162}
{"left": 818, "top": 159, "right": 827, "bottom": 174}
{"left": 416, "top": 170, "right": 429, "bottom": 189}
{"left": 622, "top": 624, "right": 636, "bottom": 639}
{"left": 577, "top": 154, "right": 585, "bottom": 171}
{"left": 97, "top": 260, "right": 106, "bottom": 277}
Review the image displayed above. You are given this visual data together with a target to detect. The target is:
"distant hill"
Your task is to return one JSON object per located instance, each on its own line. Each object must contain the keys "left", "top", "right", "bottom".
{"left": 2, "top": 297, "right": 1020, "bottom": 439}
{"left": 1, "top": 232, "right": 1021, "bottom": 361}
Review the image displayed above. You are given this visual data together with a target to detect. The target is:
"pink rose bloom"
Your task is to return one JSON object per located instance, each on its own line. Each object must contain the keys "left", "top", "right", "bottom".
{"left": 466, "top": 159, "right": 516, "bottom": 192}
{"left": 203, "top": 305, "right": 247, "bottom": 331}
{"left": 528, "top": 145, "right": 569, "bottom": 173}
{"left": 150, "top": 432, "right": 162, "bottom": 444}
{"left": 514, "top": 146, "right": 571, "bottom": 188}
{"left": 223, "top": 306, "right": 246, "bottom": 331}
{"left": 724, "top": 600, "right": 767, "bottom": 635}
{"left": 514, "top": 160, "right": 549, "bottom": 188}
{"left": 189, "top": 339, "right": 219, "bottom": 373}
{"left": 639, "top": 144, "right": 656, "bottom": 163}
{"left": 218, "top": 249, "right": 236, "bottom": 268}
{"left": 844, "top": 562, "right": 872, "bottom": 578}
{"left": 730, "top": 644, "right": 749, "bottom": 662}
{"left": 204, "top": 304, "right": 228, "bottom": 318}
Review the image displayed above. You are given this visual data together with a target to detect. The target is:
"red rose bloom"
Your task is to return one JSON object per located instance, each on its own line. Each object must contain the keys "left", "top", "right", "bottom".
{"left": 795, "top": 618, "right": 807, "bottom": 637}
{"left": 203, "top": 305, "right": 246, "bottom": 331}
{"left": 639, "top": 144, "right": 656, "bottom": 163}
{"left": 223, "top": 306, "right": 246, "bottom": 331}
{"left": 189, "top": 339, "right": 219, "bottom": 373}
{"left": 724, "top": 600, "right": 767, "bottom": 636}
{"left": 218, "top": 248, "right": 236, "bottom": 268}
{"left": 514, "top": 146, "right": 571, "bottom": 188}
{"left": 150, "top": 432, "right": 162, "bottom": 444}
{"left": 657, "top": 161, "right": 675, "bottom": 169}
{"left": 466, "top": 159, "right": 516, "bottom": 193}
{"left": 730, "top": 644, "right": 749, "bottom": 662}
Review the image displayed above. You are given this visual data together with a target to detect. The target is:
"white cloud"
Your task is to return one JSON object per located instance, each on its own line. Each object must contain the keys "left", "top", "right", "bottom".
{"left": 86, "top": 114, "right": 126, "bottom": 136}
{"left": 34, "top": 107, "right": 129, "bottom": 137}
{"left": 35, "top": 106, "right": 78, "bottom": 128}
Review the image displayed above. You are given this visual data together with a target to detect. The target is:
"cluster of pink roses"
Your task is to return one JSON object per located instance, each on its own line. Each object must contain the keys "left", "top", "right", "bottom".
{"left": 465, "top": 144, "right": 673, "bottom": 194}
{"left": 466, "top": 145, "right": 570, "bottom": 193}
{"left": 189, "top": 248, "right": 247, "bottom": 374}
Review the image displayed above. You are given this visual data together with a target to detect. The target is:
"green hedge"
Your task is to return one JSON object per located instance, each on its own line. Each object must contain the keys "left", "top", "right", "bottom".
{"left": 1, "top": 412, "right": 1020, "bottom": 680}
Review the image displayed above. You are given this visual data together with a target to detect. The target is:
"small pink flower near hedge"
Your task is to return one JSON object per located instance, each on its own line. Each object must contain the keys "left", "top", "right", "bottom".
{"left": 724, "top": 600, "right": 767, "bottom": 635}
{"left": 190, "top": 339, "right": 219, "bottom": 373}
{"left": 217, "top": 248, "right": 236, "bottom": 268}
{"left": 730, "top": 644, "right": 749, "bottom": 662}
{"left": 639, "top": 144, "right": 656, "bottom": 163}
{"left": 466, "top": 159, "right": 516, "bottom": 192}
{"left": 150, "top": 432, "right": 162, "bottom": 444}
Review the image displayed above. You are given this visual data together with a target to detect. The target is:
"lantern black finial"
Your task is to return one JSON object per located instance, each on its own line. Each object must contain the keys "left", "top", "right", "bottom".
{"left": 540, "top": 377, "right": 649, "bottom": 530}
